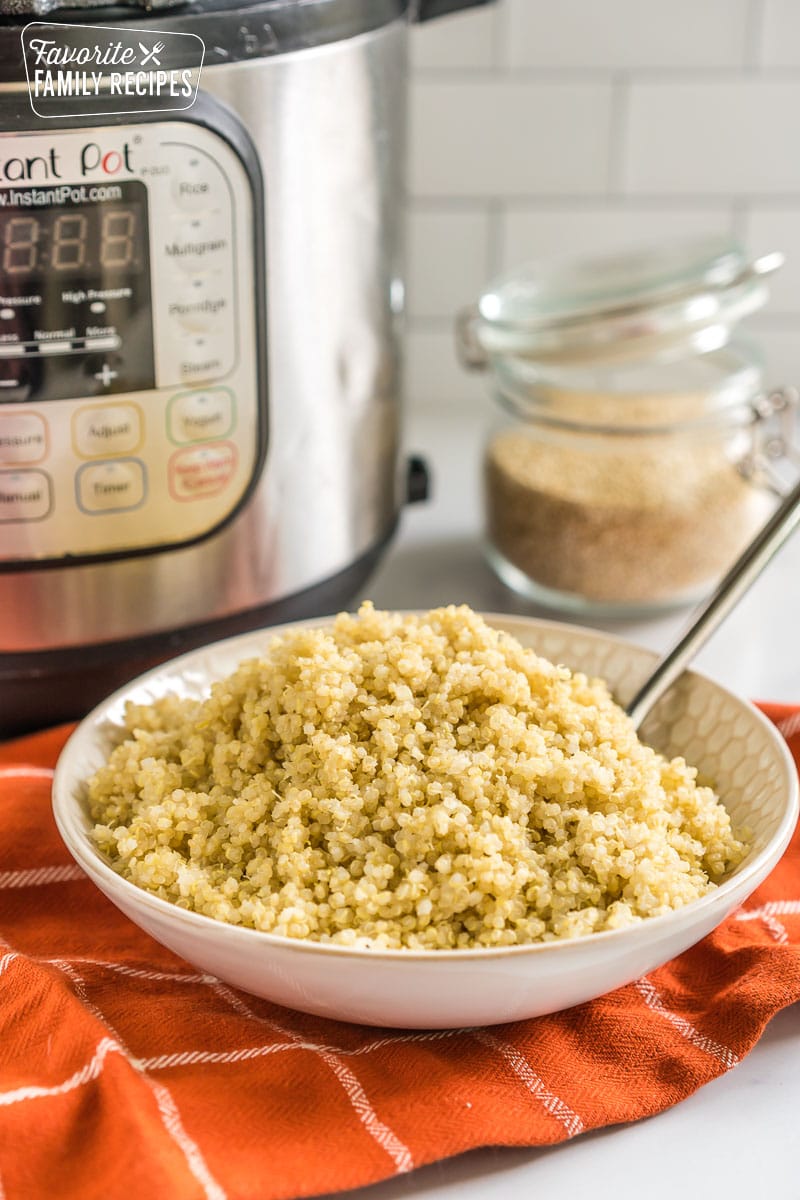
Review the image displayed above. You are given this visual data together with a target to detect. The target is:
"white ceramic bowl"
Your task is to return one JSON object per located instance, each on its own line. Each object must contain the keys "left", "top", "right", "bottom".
{"left": 53, "top": 615, "right": 798, "bottom": 1030}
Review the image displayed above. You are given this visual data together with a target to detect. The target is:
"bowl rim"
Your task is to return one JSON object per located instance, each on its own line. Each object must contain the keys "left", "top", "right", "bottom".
{"left": 52, "top": 611, "right": 800, "bottom": 963}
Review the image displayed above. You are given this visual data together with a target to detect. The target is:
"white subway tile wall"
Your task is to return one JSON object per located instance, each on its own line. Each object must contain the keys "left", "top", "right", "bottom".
{"left": 407, "top": 0, "right": 800, "bottom": 409}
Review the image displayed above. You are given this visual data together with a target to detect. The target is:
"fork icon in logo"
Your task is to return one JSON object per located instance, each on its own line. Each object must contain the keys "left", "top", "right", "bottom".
{"left": 139, "top": 40, "right": 165, "bottom": 66}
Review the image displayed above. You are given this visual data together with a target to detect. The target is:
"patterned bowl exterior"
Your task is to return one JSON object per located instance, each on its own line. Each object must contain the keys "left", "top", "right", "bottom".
{"left": 52, "top": 614, "right": 799, "bottom": 1029}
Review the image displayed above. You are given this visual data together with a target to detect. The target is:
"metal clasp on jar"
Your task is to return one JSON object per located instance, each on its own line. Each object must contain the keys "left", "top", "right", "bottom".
{"left": 740, "top": 387, "right": 800, "bottom": 496}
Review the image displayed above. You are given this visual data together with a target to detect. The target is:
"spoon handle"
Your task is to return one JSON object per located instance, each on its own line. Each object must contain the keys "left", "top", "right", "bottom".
{"left": 626, "top": 473, "right": 800, "bottom": 729}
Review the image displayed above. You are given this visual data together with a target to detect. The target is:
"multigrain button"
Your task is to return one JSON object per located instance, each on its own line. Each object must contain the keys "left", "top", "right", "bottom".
{"left": 168, "top": 389, "right": 234, "bottom": 443}
{"left": 73, "top": 404, "right": 142, "bottom": 458}
{"left": 77, "top": 459, "right": 146, "bottom": 514}
{"left": 163, "top": 233, "right": 230, "bottom": 275}
{"left": 0, "top": 412, "right": 47, "bottom": 465}
{"left": 169, "top": 442, "right": 237, "bottom": 500}
{"left": 0, "top": 468, "right": 52, "bottom": 522}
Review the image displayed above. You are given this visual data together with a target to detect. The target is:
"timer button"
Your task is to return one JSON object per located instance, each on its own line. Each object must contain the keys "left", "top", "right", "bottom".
{"left": 76, "top": 459, "right": 146, "bottom": 514}
{"left": 73, "top": 404, "right": 142, "bottom": 459}
{"left": 0, "top": 412, "right": 47, "bottom": 465}
{"left": 0, "top": 468, "right": 52, "bottom": 523}
{"left": 168, "top": 389, "right": 234, "bottom": 444}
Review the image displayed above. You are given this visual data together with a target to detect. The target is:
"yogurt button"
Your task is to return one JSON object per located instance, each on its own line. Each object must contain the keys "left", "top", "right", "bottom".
{"left": 169, "top": 389, "right": 234, "bottom": 443}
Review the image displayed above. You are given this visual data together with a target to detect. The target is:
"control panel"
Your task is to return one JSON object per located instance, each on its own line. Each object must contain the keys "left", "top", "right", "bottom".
{"left": 0, "top": 120, "right": 262, "bottom": 564}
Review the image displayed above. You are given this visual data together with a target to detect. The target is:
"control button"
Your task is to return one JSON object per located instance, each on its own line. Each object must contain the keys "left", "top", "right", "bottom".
{"left": 176, "top": 334, "right": 233, "bottom": 384}
{"left": 38, "top": 340, "right": 73, "bottom": 356}
{"left": 168, "top": 389, "right": 234, "bottom": 444}
{"left": 76, "top": 459, "right": 146, "bottom": 514}
{"left": 0, "top": 412, "right": 47, "bottom": 465}
{"left": 73, "top": 404, "right": 142, "bottom": 459}
{"left": 0, "top": 469, "right": 52, "bottom": 523}
{"left": 164, "top": 234, "right": 230, "bottom": 276}
{"left": 94, "top": 363, "right": 118, "bottom": 388}
{"left": 0, "top": 357, "right": 30, "bottom": 402}
{"left": 169, "top": 442, "right": 237, "bottom": 500}
{"left": 84, "top": 335, "right": 121, "bottom": 353}
{"left": 170, "top": 160, "right": 226, "bottom": 213}
{"left": 166, "top": 293, "right": 229, "bottom": 333}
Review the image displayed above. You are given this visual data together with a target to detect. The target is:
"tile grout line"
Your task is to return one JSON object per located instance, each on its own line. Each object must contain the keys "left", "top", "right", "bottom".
{"left": 744, "top": 0, "right": 767, "bottom": 70}
{"left": 607, "top": 72, "right": 630, "bottom": 197}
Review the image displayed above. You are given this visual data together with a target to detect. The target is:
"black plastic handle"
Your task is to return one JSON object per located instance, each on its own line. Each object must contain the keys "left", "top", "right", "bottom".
{"left": 413, "top": 0, "right": 494, "bottom": 22}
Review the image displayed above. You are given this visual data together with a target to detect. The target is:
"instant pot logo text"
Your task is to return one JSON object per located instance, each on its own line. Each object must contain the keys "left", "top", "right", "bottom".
{"left": 22, "top": 22, "right": 204, "bottom": 118}
{"left": 0, "top": 143, "right": 133, "bottom": 185}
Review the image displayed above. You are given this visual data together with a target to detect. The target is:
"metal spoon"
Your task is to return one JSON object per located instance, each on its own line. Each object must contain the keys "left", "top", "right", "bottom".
{"left": 626, "top": 472, "right": 800, "bottom": 729}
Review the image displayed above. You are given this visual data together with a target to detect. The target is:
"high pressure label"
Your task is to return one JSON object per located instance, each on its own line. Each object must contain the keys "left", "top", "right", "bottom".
{"left": 21, "top": 23, "right": 205, "bottom": 119}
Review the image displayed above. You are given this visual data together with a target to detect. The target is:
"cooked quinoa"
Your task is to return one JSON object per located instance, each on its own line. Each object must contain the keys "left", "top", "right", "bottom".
{"left": 88, "top": 604, "right": 746, "bottom": 949}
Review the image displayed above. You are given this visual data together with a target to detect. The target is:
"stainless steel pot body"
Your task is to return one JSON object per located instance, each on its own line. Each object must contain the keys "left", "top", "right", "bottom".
{"left": 0, "top": 19, "right": 406, "bottom": 654}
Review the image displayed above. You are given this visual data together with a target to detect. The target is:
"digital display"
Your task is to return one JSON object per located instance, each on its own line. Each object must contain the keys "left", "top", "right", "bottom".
{"left": 1, "top": 203, "right": 145, "bottom": 279}
{"left": 0, "top": 180, "right": 154, "bottom": 402}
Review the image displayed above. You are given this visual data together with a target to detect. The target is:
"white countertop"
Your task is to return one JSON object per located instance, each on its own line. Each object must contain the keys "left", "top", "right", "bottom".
{"left": 337, "top": 412, "right": 800, "bottom": 1200}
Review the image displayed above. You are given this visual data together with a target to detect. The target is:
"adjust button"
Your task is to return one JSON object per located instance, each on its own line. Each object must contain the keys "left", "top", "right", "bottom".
{"left": 73, "top": 404, "right": 142, "bottom": 458}
{"left": 169, "top": 442, "right": 237, "bottom": 500}
{"left": 0, "top": 412, "right": 47, "bottom": 465}
{"left": 76, "top": 459, "right": 146, "bottom": 514}
{"left": 168, "top": 389, "right": 234, "bottom": 444}
{"left": 0, "top": 469, "right": 52, "bottom": 523}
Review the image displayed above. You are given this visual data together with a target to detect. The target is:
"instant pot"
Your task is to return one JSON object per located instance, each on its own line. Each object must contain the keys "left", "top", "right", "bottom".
{"left": 0, "top": 0, "right": 489, "bottom": 734}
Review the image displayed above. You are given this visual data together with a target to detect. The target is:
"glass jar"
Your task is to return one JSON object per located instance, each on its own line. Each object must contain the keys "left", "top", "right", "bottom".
{"left": 458, "top": 237, "right": 795, "bottom": 616}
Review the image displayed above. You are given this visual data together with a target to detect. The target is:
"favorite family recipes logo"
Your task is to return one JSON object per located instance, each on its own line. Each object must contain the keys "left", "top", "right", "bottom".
{"left": 21, "top": 22, "right": 204, "bottom": 118}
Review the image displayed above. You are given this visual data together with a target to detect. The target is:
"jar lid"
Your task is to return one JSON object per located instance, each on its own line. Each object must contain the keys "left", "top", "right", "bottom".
{"left": 459, "top": 236, "right": 783, "bottom": 368}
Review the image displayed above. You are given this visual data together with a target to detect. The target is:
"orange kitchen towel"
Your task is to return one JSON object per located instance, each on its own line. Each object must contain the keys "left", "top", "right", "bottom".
{"left": 1, "top": 711, "right": 800, "bottom": 1200}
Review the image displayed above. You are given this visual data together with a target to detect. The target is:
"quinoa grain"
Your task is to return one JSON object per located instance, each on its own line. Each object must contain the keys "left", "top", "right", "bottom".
{"left": 88, "top": 604, "right": 746, "bottom": 949}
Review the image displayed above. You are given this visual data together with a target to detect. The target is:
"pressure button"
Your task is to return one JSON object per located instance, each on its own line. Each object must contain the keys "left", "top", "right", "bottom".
{"left": 0, "top": 413, "right": 47, "bottom": 465}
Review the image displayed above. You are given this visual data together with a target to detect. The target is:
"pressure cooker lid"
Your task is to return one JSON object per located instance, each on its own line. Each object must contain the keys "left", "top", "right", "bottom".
{"left": 0, "top": 0, "right": 180, "bottom": 15}
{"left": 460, "top": 236, "right": 784, "bottom": 368}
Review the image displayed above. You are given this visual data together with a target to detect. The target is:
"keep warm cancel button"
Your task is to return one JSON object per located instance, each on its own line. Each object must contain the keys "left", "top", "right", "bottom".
{"left": 169, "top": 442, "right": 237, "bottom": 501}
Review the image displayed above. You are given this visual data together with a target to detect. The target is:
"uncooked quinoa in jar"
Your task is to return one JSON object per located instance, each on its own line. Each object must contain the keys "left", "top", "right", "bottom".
{"left": 485, "top": 403, "right": 774, "bottom": 608}
{"left": 458, "top": 238, "right": 788, "bottom": 615}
